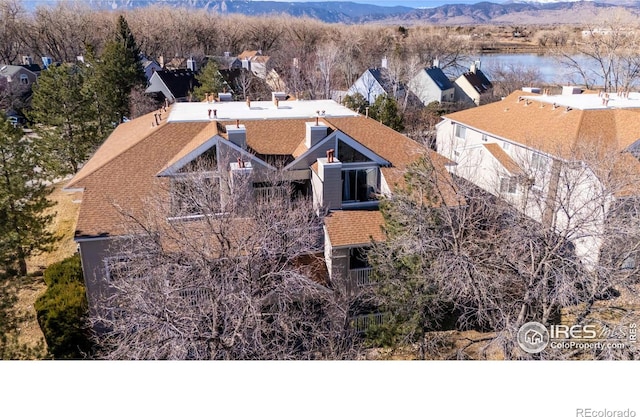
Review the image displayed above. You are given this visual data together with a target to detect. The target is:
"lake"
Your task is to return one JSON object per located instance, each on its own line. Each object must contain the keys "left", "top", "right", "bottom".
{"left": 474, "top": 53, "right": 604, "bottom": 87}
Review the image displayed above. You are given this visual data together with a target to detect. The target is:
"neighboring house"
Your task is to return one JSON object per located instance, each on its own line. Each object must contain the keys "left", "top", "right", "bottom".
{"left": 209, "top": 52, "right": 242, "bottom": 71}
{"left": 347, "top": 60, "right": 403, "bottom": 104}
{"left": 65, "top": 97, "right": 459, "bottom": 314}
{"left": 145, "top": 69, "right": 198, "bottom": 102}
{"left": 408, "top": 63, "right": 455, "bottom": 106}
{"left": 238, "top": 50, "right": 271, "bottom": 79}
{"left": 0, "top": 64, "right": 37, "bottom": 88}
{"left": 436, "top": 89, "right": 640, "bottom": 266}
{"left": 454, "top": 61, "right": 493, "bottom": 106}
{"left": 140, "top": 56, "right": 162, "bottom": 81}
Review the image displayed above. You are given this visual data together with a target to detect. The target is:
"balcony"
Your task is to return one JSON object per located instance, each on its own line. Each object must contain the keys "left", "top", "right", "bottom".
{"left": 348, "top": 267, "right": 373, "bottom": 287}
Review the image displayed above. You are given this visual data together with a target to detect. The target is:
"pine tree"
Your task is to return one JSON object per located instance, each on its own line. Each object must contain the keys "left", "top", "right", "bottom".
{"left": 0, "top": 116, "right": 56, "bottom": 276}
{"left": 341, "top": 93, "right": 369, "bottom": 114}
{"left": 192, "top": 61, "right": 225, "bottom": 101}
{"left": 90, "top": 15, "right": 146, "bottom": 124}
{"left": 30, "top": 63, "right": 100, "bottom": 174}
{"left": 369, "top": 94, "right": 404, "bottom": 132}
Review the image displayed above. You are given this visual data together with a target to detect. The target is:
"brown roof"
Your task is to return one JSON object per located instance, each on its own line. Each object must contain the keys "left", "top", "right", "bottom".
{"left": 326, "top": 117, "right": 460, "bottom": 207}
{"left": 483, "top": 143, "right": 523, "bottom": 175}
{"left": 446, "top": 90, "right": 640, "bottom": 159}
{"left": 324, "top": 210, "right": 385, "bottom": 248}
{"left": 70, "top": 107, "right": 461, "bottom": 239}
{"left": 238, "top": 119, "right": 314, "bottom": 156}
{"left": 71, "top": 121, "right": 214, "bottom": 238}
{"left": 159, "top": 121, "right": 219, "bottom": 174}
{"left": 67, "top": 109, "right": 170, "bottom": 188}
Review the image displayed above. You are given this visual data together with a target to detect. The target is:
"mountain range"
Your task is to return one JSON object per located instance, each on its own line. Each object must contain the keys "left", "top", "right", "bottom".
{"left": 20, "top": 0, "right": 640, "bottom": 24}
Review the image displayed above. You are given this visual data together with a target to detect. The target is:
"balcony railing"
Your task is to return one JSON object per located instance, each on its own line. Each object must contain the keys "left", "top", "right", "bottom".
{"left": 348, "top": 267, "right": 373, "bottom": 287}
{"left": 351, "top": 312, "right": 386, "bottom": 334}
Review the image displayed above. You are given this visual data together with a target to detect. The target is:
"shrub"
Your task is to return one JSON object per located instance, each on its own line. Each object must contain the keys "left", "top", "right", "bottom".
{"left": 35, "top": 254, "right": 93, "bottom": 359}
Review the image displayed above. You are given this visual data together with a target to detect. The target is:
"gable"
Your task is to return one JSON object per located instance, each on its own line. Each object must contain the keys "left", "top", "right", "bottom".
{"left": 285, "top": 130, "right": 390, "bottom": 172}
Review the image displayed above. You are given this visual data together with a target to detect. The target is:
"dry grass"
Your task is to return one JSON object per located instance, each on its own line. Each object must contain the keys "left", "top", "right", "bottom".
{"left": 3, "top": 180, "right": 81, "bottom": 359}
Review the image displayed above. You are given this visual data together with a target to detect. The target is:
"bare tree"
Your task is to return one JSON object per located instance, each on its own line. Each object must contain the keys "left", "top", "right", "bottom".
{"left": 92, "top": 162, "right": 361, "bottom": 359}
{"left": 553, "top": 20, "right": 640, "bottom": 91}
{"left": 0, "top": 0, "right": 26, "bottom": 65}
{"left": 485, "top": 61, "right": 543, "bottom": 99}
{"left": 369, "top": 144, "right": 640, "bottom": 359}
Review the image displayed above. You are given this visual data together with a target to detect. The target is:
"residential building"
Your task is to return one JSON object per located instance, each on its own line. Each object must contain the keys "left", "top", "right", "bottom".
{"left": 145, "top": 69, "right": 198, "bottom": 102}
{"left": 238, "top": 50, "right": 271, "bottom": 80}
{"left": 66, "top": 97, "right": 458, "bottom": 313}
{"left": 140, "top": 56, "right": 162, "bottom": 81}
{"left": 454, "top": 61, "right": 493, "bottom": 106}
{"left": 0, "top": 64, "right": 37, "bottom": 88}
{"left": 436, "top": 89, "right": 640, "bottom": 266}
{"left": 346, "top": 57, "right": 407, "bottom": 104}
{"left": 408, "top": 61, "right": 455, "bottom": 106}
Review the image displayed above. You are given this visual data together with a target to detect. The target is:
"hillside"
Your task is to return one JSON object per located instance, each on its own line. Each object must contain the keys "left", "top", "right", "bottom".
{"left": 18, "top": 0, "right": 640, "bottom": 25}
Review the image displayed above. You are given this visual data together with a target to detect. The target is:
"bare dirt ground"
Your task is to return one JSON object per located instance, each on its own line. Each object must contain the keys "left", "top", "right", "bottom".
{"left": 2, "top": 180, "right": 81, "bottom": 359}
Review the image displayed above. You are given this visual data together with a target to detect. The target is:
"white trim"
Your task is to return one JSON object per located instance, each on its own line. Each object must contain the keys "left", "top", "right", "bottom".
{"left": 157, "top": 136, "right": 220, "bottom": 176}
{"left": 217, "top": 139, "right": 276, "bottom": 171}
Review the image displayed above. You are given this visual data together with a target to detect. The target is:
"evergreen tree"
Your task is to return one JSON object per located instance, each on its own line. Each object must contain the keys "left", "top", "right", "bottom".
{"left": 192, "top": 61, "right": 225, "bottom": 101}
{"left": 0, "top": 116, "right": 56, "bottom": 276}
{"left": 367, "top": 157, "right": 446, "bottom": 357}
{"left": 90, "top": 15, "right": 146, "bottom": 123}
{"left": 30, "top": 63, "right": 100, "bottom": 174}
{"left": 369, "top": 94, "right": 404, "bottom": 132}
{"left": 341, "top": 93, "right": 369, "bottom": 114}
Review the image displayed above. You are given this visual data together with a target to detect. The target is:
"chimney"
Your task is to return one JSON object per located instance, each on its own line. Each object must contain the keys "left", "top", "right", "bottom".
{"left": 22, "top": 56, "right": 33, "bottom": 66}
{"left": 229, "top": 160, "right": 253, "bottom": 193}
{"left": 227, "top": 123, "right": 247, "bottom": 149}
{"left": 470, "top": 62, "right": 477, "bottom": 74}
{"left": 158, "top": 55, "right": 165, "bottom": 68}
{"left": 433, "top": 57, "right": 440, "bottom": 68}
{"left": 305, "top": 121, "right": 328, "bottom": 149}
{"left": 187, "top": 57, "right": 196, "bottom": 72}
{"left": 314, "top": 154, "right": 342, "bottom": 211}
{"left": 246, "top": 97, "right": 251, "bottom": 108}
{"left": 381, "top": 56, "right": 388, "bottom": 69}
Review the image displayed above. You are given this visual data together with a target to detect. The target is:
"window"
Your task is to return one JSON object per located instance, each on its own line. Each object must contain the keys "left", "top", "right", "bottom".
{"left": 342, "top": 168, "right": 378, "bottom": 203}
{"left": 531, "top": 152, "right": 547, "bottom": 172}
{"left": 482, "top": 134, "right": 488, "bottom": 142}
{"left": 104, "top": 256, "right": 144, "bottom": 281}
{"left": 338, "top": 140, "right": 370, "bottom": 163}
{"left": 170, "top": 174, "right": 221, "bottom": 217}
{"left": 502, "top": 141, "right": 510, "bottom": 151}
{"left": 499, "top": 176, "right": 518, "bottom": 194}
{"left": 349, "top": 247, "right": 370, "bottom": 270}
{"left": 20, "top": 74, "right": 28, "bottom": 85}
{"left": 455, "top": 124, "right": 467, "bottom": 139}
